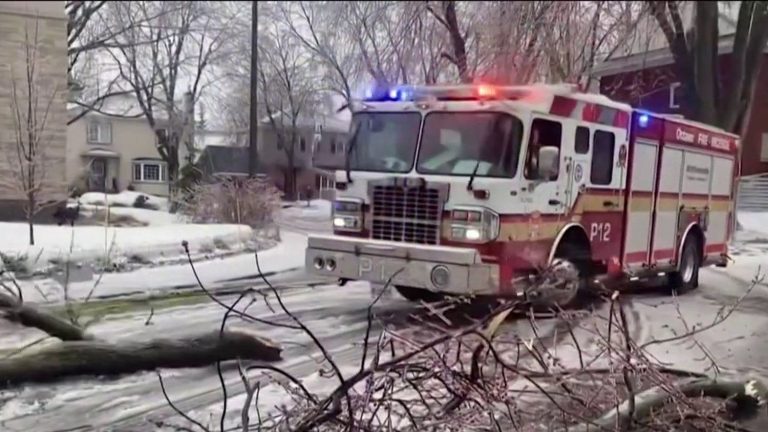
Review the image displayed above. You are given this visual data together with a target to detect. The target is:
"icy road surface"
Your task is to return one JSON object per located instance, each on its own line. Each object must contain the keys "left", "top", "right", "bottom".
{"left": 2, "top": 210, "right": 768, "bottom": 431}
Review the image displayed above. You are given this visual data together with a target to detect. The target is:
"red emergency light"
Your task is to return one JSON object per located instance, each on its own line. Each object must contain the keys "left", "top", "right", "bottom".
{"left": 476, "top": 85, "right": 497, "bottom": 98}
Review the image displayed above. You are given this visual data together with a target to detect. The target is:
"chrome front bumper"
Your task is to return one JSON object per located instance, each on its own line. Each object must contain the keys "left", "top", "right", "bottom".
{"left": 305, "top": 234, "right": 499, "bottom": 295}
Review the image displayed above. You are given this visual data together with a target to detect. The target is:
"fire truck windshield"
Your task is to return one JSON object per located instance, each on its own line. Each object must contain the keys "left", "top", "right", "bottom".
{"left": 347, "top": 112, "right": 421, "bottom": 173}
{"left": 416, "top": 112, "right": 524, "bottom": 178}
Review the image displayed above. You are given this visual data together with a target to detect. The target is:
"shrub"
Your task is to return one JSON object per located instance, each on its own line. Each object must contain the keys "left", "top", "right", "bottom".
{"left": 0, "top": 252, "right": 30, "bottom": 276}
{"left": 212, "top": 237, "right": 230, "bottom": 250}
{"left": 180, "top": 177, "right": 281, "bottom": 228}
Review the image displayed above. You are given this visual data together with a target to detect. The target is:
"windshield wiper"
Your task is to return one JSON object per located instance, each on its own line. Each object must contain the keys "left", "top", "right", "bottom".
{"left": 467, "top": 160, "right": 481, "bottom": 191}
{"left": 344, "top": 122, "right": 361, "bottom": 184}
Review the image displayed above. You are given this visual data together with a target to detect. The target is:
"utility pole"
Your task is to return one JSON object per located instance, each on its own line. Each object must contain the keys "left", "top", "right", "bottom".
{"left": 249, "top": 0, "right": 258, "bottom": 177}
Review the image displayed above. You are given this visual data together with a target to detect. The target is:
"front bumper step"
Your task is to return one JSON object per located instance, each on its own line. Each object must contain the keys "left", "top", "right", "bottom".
{"left": 306, "top": 234, "right": 499, "bottom": 296}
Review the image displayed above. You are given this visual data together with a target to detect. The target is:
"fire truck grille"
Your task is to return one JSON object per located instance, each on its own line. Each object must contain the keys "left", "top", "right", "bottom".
{"left": 371, "top": 185, "right": 442, "bottom": 245}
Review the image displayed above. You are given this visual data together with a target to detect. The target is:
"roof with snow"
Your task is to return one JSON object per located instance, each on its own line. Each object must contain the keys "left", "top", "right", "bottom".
{"left": 67, "top": 93, "right": 191, "bottom": 122}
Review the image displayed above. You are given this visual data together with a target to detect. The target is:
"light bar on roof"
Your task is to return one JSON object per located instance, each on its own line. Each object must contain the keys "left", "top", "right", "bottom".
{"left": 362, "top": 84, "right": 529, "bottom": 102}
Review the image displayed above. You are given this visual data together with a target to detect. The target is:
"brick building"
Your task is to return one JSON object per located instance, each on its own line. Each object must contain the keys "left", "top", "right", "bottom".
{"left": 0, "top": 2, "right": 68, "bottom": 221}
{"left": 593, "top": 4, "right": 768, "bottom": 176}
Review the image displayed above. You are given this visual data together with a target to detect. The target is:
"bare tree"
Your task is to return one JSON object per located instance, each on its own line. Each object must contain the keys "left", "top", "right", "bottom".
{"left": 427, "top": 0, "right": 473, "bottom": 83}
{"left": 102, "top": 1, "right": 233, "bottom": 199}
{"left": 257, "top": 17, "right": 321, "bottom": 200}
{"left": 540, "top": 2, "right": 647, "bottom": 90}
{"left": 0, "top": 21, "right": 64, "bottom": 246}
{"left": 280, "top": 1, "right": 361, "bottom": 105}
{"left": 67, "top": 0, "right": 107, "bottom": 77}
{"left": 648, "top": 1, "right": 768, "bottom": 132}
{"left": 66, "top": 0, "right": 177, "bottom": 125}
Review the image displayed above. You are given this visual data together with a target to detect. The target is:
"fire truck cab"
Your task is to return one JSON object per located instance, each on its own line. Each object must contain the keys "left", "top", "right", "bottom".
{"left": 305, "top": 84, "right": 739, "bottom": 306}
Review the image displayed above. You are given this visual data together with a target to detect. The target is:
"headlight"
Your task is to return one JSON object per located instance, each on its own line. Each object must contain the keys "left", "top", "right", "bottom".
{"left": 449, "top": 206, "right": 499, "bottom": 243}
{"left": 333, "top": 198, "right": 364, "bottom": 232}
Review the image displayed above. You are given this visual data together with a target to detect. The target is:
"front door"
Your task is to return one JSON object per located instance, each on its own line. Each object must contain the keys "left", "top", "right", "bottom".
{"left": 520, "top": 116, "right": 568, "bottom": 216}
{"left": 89, "top": 157, "right": 106, "bottom": 192}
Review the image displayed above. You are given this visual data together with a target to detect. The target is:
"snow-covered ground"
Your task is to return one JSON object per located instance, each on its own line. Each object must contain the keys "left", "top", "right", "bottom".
{"left": 282, "top": 199, "right": 332, "bottom": 219}
{"left": 79, "top": 191, "right": 170, "bottom": 211}
{"left": 0, "top": 222, "right": 258, "bottom": 275}
{"left": 5, "top": 203, "right": 768, "bottom": 431}
{"left": 0, "top": 191, "right": 290, "bottom": 277}
{"left": 21, "top": 230, "right": 309, "bottom": 303}
{"left": 78, "top": 204, "right": 188, "bottom": 226}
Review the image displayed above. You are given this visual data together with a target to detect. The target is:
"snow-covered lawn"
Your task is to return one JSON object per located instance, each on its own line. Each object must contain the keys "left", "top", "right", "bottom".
{"left": 0, "top": 190, "right": 288, "bottom": 277}
{"left": 0, "top": 222, "right": 258, "bottom": 275}
{"left": 78, "top": 204, "right": 188, "bottom": 226}
{"left": 22, "top": 230, "right": 308, "bottom": 302}
{"left": 78, "top": 190, "right": 170, "bottom": 211}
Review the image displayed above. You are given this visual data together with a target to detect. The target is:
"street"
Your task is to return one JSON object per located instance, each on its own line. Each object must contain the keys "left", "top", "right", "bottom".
{"left": 1, "top": 212, "right": 767, "bottom": 431}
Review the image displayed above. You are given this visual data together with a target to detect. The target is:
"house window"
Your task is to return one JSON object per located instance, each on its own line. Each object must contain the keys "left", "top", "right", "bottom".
{"left": 300, "top": 137, "right": 306, "bottom": 152}
{"left": 87, "top": 121, "right": 112, "bottom": 144}
{"left": 761, "top": 133, "right": 768, "bottom": 162}
{"left": 330, "top": 140, "right": 336, "bottom": 154}
{"left": 669, "top": 82, "right": 682, "bottom": 109}
{"left": 591, "top": 130, "right": 615, "bottom": 185}
{"left": 132, "top": 160, "right": 168, "bottom": 182}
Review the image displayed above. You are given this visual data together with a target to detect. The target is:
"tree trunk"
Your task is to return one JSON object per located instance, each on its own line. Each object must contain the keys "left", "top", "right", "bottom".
{"left": 569, "top": 377, "right": 764, "bottom": 432}
{"left": 0, "top": 329, "right": 281, "bottom": 387}
{"left": 0, "top": 292, "right": 91, "bottom": 341}
{"left": 442, "top": 0, "right": 471, "bottom": 83}
{"left": 27, "top": 193, "right": 35, "bottom": 246}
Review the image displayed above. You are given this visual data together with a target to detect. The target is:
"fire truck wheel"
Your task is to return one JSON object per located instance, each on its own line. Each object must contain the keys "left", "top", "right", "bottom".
{"left": 395, "top": 286, "right": 444, "bottom": 303}
{"left": 530, "top": 258, "right": 582, "bottom": 308}
{"left": 668, "top": 237, "right": 700, "bottom": 293}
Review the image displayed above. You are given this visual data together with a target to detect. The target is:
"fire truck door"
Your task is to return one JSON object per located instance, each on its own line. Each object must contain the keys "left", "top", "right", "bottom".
{"left": 520, "top": 117, "right": 569, "bottom": 216}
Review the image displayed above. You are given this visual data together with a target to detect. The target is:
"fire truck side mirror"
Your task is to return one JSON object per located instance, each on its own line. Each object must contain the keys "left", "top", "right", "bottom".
{"left": 537, "top": 146, "right": 560, "bottom": 181}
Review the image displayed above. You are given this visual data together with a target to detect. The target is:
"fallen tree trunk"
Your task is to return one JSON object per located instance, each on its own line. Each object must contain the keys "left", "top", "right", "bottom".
{"left": 0, "top": 292, "right": 90, "bottom": 341}
{"left": 0, "top": 328, "right": 281, "bottom": 387}
{"left": 568, "top": 376, "right": 766, "bottom": 431}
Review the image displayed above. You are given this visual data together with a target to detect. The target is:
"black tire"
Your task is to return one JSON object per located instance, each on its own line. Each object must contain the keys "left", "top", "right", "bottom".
{"left": 668, "top": 237, "right": 700, "bottom": 294}
{"left": 544, "top": 242, "right": 591, "bottom": 308}
{"left": 395, "top": 286, "right": 444, "bottom": 303}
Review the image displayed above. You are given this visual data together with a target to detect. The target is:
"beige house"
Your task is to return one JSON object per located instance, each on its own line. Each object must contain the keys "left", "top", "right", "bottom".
{"left": 66, "top": 94, "right": 191, "bottom": 197}
{"left": 0, "top": 2, "right": 68, "bottom": 220}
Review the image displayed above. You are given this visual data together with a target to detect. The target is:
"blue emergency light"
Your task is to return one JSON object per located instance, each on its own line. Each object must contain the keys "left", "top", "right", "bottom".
{"left": 365, "top": 85, "right": 413, "bottom": 102}
{"left": 638, "top": 114, "right": 649, "bottom": 127}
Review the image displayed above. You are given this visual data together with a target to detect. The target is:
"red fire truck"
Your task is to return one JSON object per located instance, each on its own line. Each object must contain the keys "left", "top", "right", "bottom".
{"left": 305, "top": 84, "right": 739, "bottom": 306}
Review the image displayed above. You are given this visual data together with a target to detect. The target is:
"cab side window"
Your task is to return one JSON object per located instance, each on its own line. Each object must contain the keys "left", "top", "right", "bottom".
{"left": 524, "top": 118, "right": 562, "bottom": 181}
{"left": 591, "top": 130, "right": 615, "bottom": 185}
{"left": 575, "top": 126, "right": 590, "bottom": 154}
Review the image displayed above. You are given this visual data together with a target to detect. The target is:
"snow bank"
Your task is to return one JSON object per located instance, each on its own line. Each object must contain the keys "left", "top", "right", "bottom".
{"left": 79, "top": 191, "right": 170, "bottom": 211}
{"left": 0, "top": 222, "right": 255, "bottom": 273}
{"left": 29, "top": 230, "right": 308, "bottom": 301}
{"left": 737, "top": 212, "right": 768, "bottom": 238}
{"left": 79, "top": 204, "right": 188, "bottom": 226}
